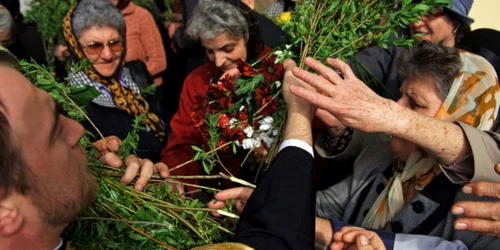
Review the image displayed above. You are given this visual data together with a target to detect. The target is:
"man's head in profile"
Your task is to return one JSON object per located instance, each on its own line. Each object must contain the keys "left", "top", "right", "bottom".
{"left": 0, "top": 61, "right": 98, "bottom": 249}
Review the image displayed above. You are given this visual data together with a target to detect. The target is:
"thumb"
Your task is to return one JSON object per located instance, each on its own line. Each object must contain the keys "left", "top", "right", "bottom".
{"left": 356, "top": 234, "right": 374, "bottom": 250}
{"left": 284, "top": 59, "right": 297, "bottom": 71}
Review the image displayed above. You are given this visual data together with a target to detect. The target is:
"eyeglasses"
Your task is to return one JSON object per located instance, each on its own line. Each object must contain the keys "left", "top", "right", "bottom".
{"left": 81, "top": 39, "right": 123, "bottom": 56}
{"left": 0, "top": 37, "right": 16, "bottom": 48}
{"left": 421, "top": 8, "right": 447, "bottom": 20}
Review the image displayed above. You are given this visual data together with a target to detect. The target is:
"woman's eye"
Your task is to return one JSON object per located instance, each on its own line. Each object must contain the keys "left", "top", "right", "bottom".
{"left": 205, "top": 49, "right": 214, "bottom": 55}
{"left": 224, "top": 46, "right": 234, "bottom": 53}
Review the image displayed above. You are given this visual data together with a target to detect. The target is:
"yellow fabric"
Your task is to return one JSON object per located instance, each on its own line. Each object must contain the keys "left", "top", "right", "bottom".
{"left": 362, "top": 50, "right": 500, "bottom": 229}
{"left": 62, "top": 6, "right": 165, "bottom": 141}
{"left": 191, "top": 242, "right": 254, "bottom": 250}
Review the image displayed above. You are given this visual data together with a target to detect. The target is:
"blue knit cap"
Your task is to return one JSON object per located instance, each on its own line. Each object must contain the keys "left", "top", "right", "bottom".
{"left": 444, "top": 0, "right": 474, "bottom": 26}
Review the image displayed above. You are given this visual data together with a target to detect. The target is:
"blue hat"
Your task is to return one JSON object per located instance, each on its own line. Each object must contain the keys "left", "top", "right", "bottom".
{"left": 444, "top": 0, "right": 474, "bottom": 26}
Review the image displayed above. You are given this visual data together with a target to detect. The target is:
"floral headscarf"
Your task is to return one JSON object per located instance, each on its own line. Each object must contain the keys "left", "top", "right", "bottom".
{"left": 62, "top": 5, "right": 165, "bottom": 141}
{"left": 362, "top": 50, "right": 500, "bottom": 229}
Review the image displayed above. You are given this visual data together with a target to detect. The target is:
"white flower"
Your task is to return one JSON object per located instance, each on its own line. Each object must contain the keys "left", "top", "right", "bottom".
{"left": 243, "top": 126, "right": 254, "bottom": 138}
{"left": 274, "top": 50, "right": 283, "bottom": 56}
{"left": 272, "top": 128, "right": 279, "bottom": 136}
{"left": 242, "top": 138, "right": 261, "bottom": 150}
{"left": 262, "top": 135, "right": 275, "bottom": 148}
{"left": 239, "top": 105, "right": 245, "bottom": 112}
{"left": 259, "top": 124, "right": 271, "bottom": 131}
{"left": 260, "top": 116, "right": 274, "bottom": 125}
{"left": 229, "top": 118, "right": 238, "bottom": 128}
{"left": 285, "top": 44, "right": 292, "bottom": 49}
{"left": 274, "top": 81, "right": 281, "bottom": 88}
{"left": 234, "top": 140, "right": 242, "bottom": 147}
{"left": 245, "top": 96, "right": 252, "bottom": 104}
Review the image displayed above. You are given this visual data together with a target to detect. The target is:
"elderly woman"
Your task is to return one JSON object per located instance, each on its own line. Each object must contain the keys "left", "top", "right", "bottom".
{"left": 299, "top": 42, "right": 500, "bottom": 249}
{"left": 352, "top": 0, "right": 474, "bottom": 100}
{"left": 63, "top": 0, "right": 165, "bottom": 162}
{"left": 210, "top": 42, "right": 500, "bottom": 249}
{"left": 161, "top": 0, "right": 271, "bottom": 191}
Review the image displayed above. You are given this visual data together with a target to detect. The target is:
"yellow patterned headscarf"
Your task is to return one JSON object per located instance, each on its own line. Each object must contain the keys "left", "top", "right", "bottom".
{"left": 362, "top": 50, "right": 500, "bottom": 230}
{"left": 62, "top": 5, "right": 165, "bottom": 141}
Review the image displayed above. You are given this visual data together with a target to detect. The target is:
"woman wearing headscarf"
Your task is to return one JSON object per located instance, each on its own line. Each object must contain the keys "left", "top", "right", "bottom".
{"left": 350, "top": 0, "right": 475, "bottom": 100}
{"left": 63, "top": 0, "right": 165, "bottom": 162}
{"left": 161, "top": 0, "right": 271, "bottom": 192}
{"left": 311, "top": 42, "right": 500, "bottom": 249}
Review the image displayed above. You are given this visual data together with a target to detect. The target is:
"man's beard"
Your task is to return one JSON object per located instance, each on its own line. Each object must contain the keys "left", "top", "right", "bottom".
{"left": 28, "top": 167, "right": 98, "bottom": 228}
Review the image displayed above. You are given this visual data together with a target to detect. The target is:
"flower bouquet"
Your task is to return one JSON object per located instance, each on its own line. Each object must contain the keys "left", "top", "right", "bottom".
{"left": 190, "top": 54, "right": 287, "bottom": 177}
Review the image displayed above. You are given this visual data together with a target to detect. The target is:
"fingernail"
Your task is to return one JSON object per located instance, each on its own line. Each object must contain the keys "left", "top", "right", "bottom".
{"left": 462, "top": 186, "right": 472, "bottom": 194}
{"left": 136, "top": 184, "right": 143, "bottom": 191}
{"left": 452, "top": 206, "right": 465, "bottom": 215}
{"left": 359, "top": 234, "right": 369, "bottom": 246}
{"left": 455, "top": 222, "right": 467, "bottom": 230}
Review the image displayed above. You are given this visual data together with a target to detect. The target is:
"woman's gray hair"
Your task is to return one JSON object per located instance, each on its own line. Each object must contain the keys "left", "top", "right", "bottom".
{"left": 398, "top": 41, "right": 462, "bottom": 100}
{"left": 0, "top": 5, "right": 14, "bottom": 34}
{"left": 186, "top": 0, "right": 249, "bottom": 42}
{"left": 72, "top": 0, "right": 126, "bottom": 40}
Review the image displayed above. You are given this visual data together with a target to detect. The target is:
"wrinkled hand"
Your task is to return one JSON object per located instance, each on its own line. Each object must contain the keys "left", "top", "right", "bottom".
{"left": 331, "top": 226, "right": 386, "bottom": 250}
{"left": 290, "top": 57, "right": 392, "bottom": 133}
{"left": 452, "top": 164, "right": 500, "bottom": 237}
{"left": 283, "top": 59, "right": 317, "bottom": 121}
{"left": 208, "top": 187, "right": 254, "bottom": 217}
{"left": 94, "top": 137, "right": 183, "bottom": 193}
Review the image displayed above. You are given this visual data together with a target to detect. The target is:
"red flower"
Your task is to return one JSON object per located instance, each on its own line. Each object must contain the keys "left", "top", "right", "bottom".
{"left": 191, "top": 94, "right": 209, "bottom": 128}
{"left": 255, "top": 83, "right": 280, "bottom": 117}
{"left": 258, "top": 56, "right": 284, "bottom": 83}
{"left": 237, "top": 58, "right": 258, "bottom": 77}
{"left": 208, "top": 75, "right": 238, "bottom": 109}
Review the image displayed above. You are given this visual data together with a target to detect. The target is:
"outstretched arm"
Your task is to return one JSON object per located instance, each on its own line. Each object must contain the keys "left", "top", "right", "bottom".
{"left": 290, "top": 57, "right": 470, "bottom": 165}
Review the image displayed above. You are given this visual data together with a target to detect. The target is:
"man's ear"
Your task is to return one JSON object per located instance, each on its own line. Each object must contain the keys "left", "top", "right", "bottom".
{"left": 0, "top": 201, "right": 23, "bottom": 237}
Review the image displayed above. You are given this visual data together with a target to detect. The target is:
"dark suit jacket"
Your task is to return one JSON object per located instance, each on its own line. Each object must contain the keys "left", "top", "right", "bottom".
{"left": 235, "top": 146, "right": 315, "bottom": 249}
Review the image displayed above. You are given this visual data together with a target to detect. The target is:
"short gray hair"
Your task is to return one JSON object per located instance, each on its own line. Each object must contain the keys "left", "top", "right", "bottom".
{"left": 72, "top": 0, "right": 126, "bottom": 40}
{"left": 398, "top": 41, "right": 461, "bottom": 100}
{"left": 186, "top": 0, "right": 249, "bottom": 43}
{"left": 0, "top": 5, "right": 14, "bottom": 34}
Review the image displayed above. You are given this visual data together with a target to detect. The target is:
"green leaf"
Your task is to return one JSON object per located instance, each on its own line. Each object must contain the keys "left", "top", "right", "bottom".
{"left": 68, "top": 85, "right": 100, "bottom": 105}
{"left": 235, "top": 74, "right": 264, "bottom": 96}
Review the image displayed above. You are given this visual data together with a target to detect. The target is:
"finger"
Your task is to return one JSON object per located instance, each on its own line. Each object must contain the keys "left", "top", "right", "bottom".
{"left": 452, "top": 201, "right": 500, "bottom": 220}
{"left": 495, "top": 163, "right": 500, "bottom": 175}
{"left": 208, "top": 200, "right": 227, "bottom": 217}
{"left": 289, "top": 84, "right": 338, "bottom": 112}
{"left": 106, "top": 136, "right": 122, "bottom": 152}
{"left": 154, "top": 162, "right": 170, "bottom": 179}
{"left": 135, "top": 159, "right": 154, "bottom": 191}
{"left": 454, "top": 218, "right": 500, "bottom": 236}
{"left": 316, "top": 108, "right": 342, "bottom": 127}
{"left": 356, "top": 234, "right": 375, "bottom": 250}
{"left": 292, "top": 66, "right": 336, "bottom": 97}
{"left": 329, "top": 241, "right": 344, "bottom": 250}
{"left": 333, "top": 230, "right": 344, "bottom": 242}
{"left": 234, "top": 200, "right": 247, "bottom": 213}
{"left": 303, "top": 57, "right": 345, "bottom": 86}
{"left": 326, "top": 58, "right": 356, "bottom": 80}
{"left": 284, "top": 59, "right": 297, "bottom": 71}
{"left": 121, "top": 155, "right": 141, "bottom": 185}
{"left": 99, "top": 152, "right": 123, "bottom": 168}
{"left": 462, "top": 182, "right": 500, "bottom": 198}
{"left": 214, "top": 187, "right": 254, "bottom": 201}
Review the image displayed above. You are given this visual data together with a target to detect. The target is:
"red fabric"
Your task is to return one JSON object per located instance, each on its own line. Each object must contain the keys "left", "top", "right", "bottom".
{"left": 161, "top": 46, "right": 271, "bottom": 189}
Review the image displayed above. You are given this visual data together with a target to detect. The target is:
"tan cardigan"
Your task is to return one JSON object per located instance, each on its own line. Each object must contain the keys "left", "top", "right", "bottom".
{"left": 121, "top": 2, "right": 166, "bottom": 85}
